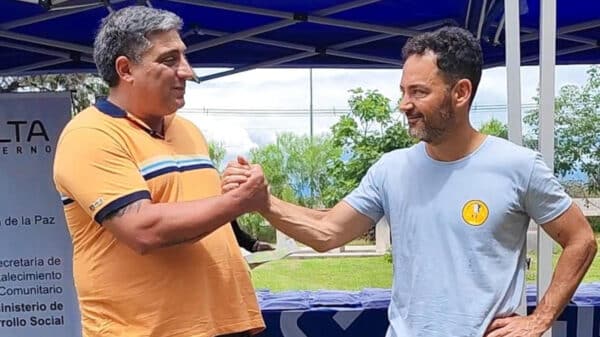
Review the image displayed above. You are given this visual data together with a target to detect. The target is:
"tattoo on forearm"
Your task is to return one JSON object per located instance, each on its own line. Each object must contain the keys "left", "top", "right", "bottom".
{"left": 105, "top": 200, "right": 144, "bottom": 220}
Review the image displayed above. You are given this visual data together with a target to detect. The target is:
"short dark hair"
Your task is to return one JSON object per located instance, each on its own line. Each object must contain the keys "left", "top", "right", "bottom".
{"left": 402, "top": 26, "right": 483, "bottom": 103}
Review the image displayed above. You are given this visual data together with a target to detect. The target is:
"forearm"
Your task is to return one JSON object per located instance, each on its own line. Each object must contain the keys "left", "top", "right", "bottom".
{"left": 260, "top": 196, "right": 338, "bottom": 252}
{"left": 531, "top": 239, "right": 597, "bottom": 328}
{"left": 152, "top": 196, "right": 244, "bottom": 242}
{"left": 109, "top": 193, "right": 248, "bottom": 254}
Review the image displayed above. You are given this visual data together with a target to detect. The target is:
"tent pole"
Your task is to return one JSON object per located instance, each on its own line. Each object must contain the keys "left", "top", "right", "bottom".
{"left": 505, "top": 0, "right": 523, "bottom": 146}
{"left": 538, "top": 1, "right": 557, "bottom": 336}
{"left": 504, "top": 0, "right": 525, "bottom": 315}
{"left": 309, "top": 68, "right": 314, "bottom": 140}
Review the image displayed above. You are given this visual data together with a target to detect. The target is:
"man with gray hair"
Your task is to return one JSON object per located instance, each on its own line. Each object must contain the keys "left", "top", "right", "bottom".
{"left": 53, "top": 6, "right": 266, "bottom": 337}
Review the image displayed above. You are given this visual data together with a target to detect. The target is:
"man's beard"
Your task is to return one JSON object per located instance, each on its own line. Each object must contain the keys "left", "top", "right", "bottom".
{"left": 409, "top": 97, "right": 455, "bottom": 144}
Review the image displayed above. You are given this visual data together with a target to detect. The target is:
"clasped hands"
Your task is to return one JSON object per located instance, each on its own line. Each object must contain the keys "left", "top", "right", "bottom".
{"left": 221, "top": 156, "right": 270, "bottom": 213}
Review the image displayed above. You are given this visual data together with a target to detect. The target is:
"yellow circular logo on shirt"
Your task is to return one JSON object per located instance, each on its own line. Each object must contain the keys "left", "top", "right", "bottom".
{"left": 461, "top": 200, "right": 489, "bottom": 226}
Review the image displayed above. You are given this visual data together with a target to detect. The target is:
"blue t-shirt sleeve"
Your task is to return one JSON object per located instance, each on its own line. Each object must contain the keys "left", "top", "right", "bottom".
{"left": 343, "top": 159, "right": 385, "bottom": 222}
{"left": 524, "top": 153, "right": 572, "bottom": 225}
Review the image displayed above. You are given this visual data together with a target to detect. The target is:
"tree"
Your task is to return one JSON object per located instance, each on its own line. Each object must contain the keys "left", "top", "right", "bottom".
{"left": 325, "top": 88, "right": 415, "bottom": 206}
{"left": 479, "top": 118, "right": 508, "bottom": 139}
{"left": 235, "top": 133, "right": 340, "bottom": 242}
{"left": 208, "top": 141, "right": 226, "bottom": 170}
{"left": 0, "top": 74, "right": 108, "bottom": 115}
{"left": 250, "top": 132, "right": 341, "bottom": 208}
{"left": 523, "top": 66, "right": 600, "bottom": 192}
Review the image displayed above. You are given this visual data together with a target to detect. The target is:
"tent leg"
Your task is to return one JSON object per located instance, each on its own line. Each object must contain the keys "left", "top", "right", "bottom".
{"left": 537, "top": 0, "right": 557, "bottom": 336}
{"left": 504, "top": 0, "right": 526, "bottom": 315}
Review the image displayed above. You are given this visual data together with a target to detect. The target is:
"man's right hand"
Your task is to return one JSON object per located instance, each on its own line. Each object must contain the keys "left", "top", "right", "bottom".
{"left": 222, "top": 156, "right": 270, "bottom": 213}
{"left": 222, "top": 156, "right": 251, "bottom": 192}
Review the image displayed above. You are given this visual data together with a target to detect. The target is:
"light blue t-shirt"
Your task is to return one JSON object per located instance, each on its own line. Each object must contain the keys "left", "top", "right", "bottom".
{"left": 344, "top": 136, "right": 572, "bottom": 337}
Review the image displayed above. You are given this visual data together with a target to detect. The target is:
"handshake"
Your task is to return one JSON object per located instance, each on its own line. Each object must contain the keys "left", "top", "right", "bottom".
{"left": 221, "top": 156, "right": 271, "bottom": 214}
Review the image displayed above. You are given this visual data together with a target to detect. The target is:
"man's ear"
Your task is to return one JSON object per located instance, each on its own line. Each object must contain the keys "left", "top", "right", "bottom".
{"left": 115, "top": 56, "right": 134, "bottom": 84}
{"left": 453, "top": 78, "right": 473, "bottom": 109}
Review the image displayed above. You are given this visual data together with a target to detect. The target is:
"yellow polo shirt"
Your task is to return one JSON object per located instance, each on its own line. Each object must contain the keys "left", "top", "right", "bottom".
{"left": 53, "top": 99, "right": 264, "bottom": 337}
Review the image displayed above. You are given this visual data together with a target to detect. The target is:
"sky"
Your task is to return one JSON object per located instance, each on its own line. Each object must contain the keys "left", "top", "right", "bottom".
{"left": 179, "top": 64, "right": 592, "bottom": 165}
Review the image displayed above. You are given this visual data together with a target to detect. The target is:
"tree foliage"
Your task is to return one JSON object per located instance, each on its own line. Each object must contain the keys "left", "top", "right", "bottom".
{"left": 250, "top": 132, "right": 341, "bottom": 208}
{"left": 0, "top": 74, "right": 108, "bottom": 115}
{"left": 523, "top": 66, "right": 600, "bottom": 192}
{"left": 236, "top": 212, "right": 276, "bottom": 243}
{"left": 479, "top": 118, "right": 508, "bottom": 139}
{"left": 208, "top": 141, "right": 226, "bottom": 170}
{"left": 324, "top": 88, "right": 415, "bottom": 206}
{"left": 233, "top": 133, "right": 340, "bottom": 242}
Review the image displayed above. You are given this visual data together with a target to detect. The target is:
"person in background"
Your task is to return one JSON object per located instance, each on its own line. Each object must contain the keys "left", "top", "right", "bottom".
{"left": 232, "top": 218, "right": 274, "bottom": 252}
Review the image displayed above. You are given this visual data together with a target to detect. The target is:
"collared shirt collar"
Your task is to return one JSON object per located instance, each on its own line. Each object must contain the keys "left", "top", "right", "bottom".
{"left": 95, "top": 98, "right": 165, "bottom": 139}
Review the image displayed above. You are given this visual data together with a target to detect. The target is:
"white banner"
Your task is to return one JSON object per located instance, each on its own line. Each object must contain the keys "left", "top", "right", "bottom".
{"left": 0, "top": 92, "right": 81, "bottom": 337}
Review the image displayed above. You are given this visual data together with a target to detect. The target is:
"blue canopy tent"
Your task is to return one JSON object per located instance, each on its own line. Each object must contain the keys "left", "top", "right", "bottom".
{"left": 1, "top": 0, "right": 598, "bottom": 77}
{"left": 1, "top": 1, "right": 598, "bottom": 336}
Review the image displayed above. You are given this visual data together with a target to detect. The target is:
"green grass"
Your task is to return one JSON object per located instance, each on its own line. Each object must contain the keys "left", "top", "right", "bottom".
{"left": 526, "top": 234, "right": 600, "bottom": 283}
{"left": 251, "top": 257, "right": 392, "bottom": 291}
{"left": 251, "top": 235, "right": 600, "bottom": 292}
{"left": 346, "top": 238, "right": 373, "bottom": 246}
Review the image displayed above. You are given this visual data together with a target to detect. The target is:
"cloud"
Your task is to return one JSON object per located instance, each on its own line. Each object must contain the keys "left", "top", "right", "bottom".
{"left": 473, "top": 67, "right": 508, "bottom": 105}
{"left": 181, "top": 65, "right": 592, "bottom": 150}
{"left": 179, "top": 113, "right": 258, "bottom": 157}
{"left": 475, "top": 65, "right": 591, "bottom": 106}
{"left": 312, "top": 69, "right": 402, "bottom": 108}
{"left": 185, "top": 68, "right": 404, "bottom": 110}
{"left": 186, "top": 68, "right": 310, "bottom": 109}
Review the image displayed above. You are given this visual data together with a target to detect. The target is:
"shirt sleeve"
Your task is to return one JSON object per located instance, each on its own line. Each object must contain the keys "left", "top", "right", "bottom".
{"left": 523, "top": 153, "right": 572, "bottom": 225}
{"left": 231, "top": 219, "right": 257, "bottom": 251}
{"left": 343, "top": 159, "right": 385, "bottom": 223}
{"left": 53, "top": 127, "right": 151, "bottom": 224}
